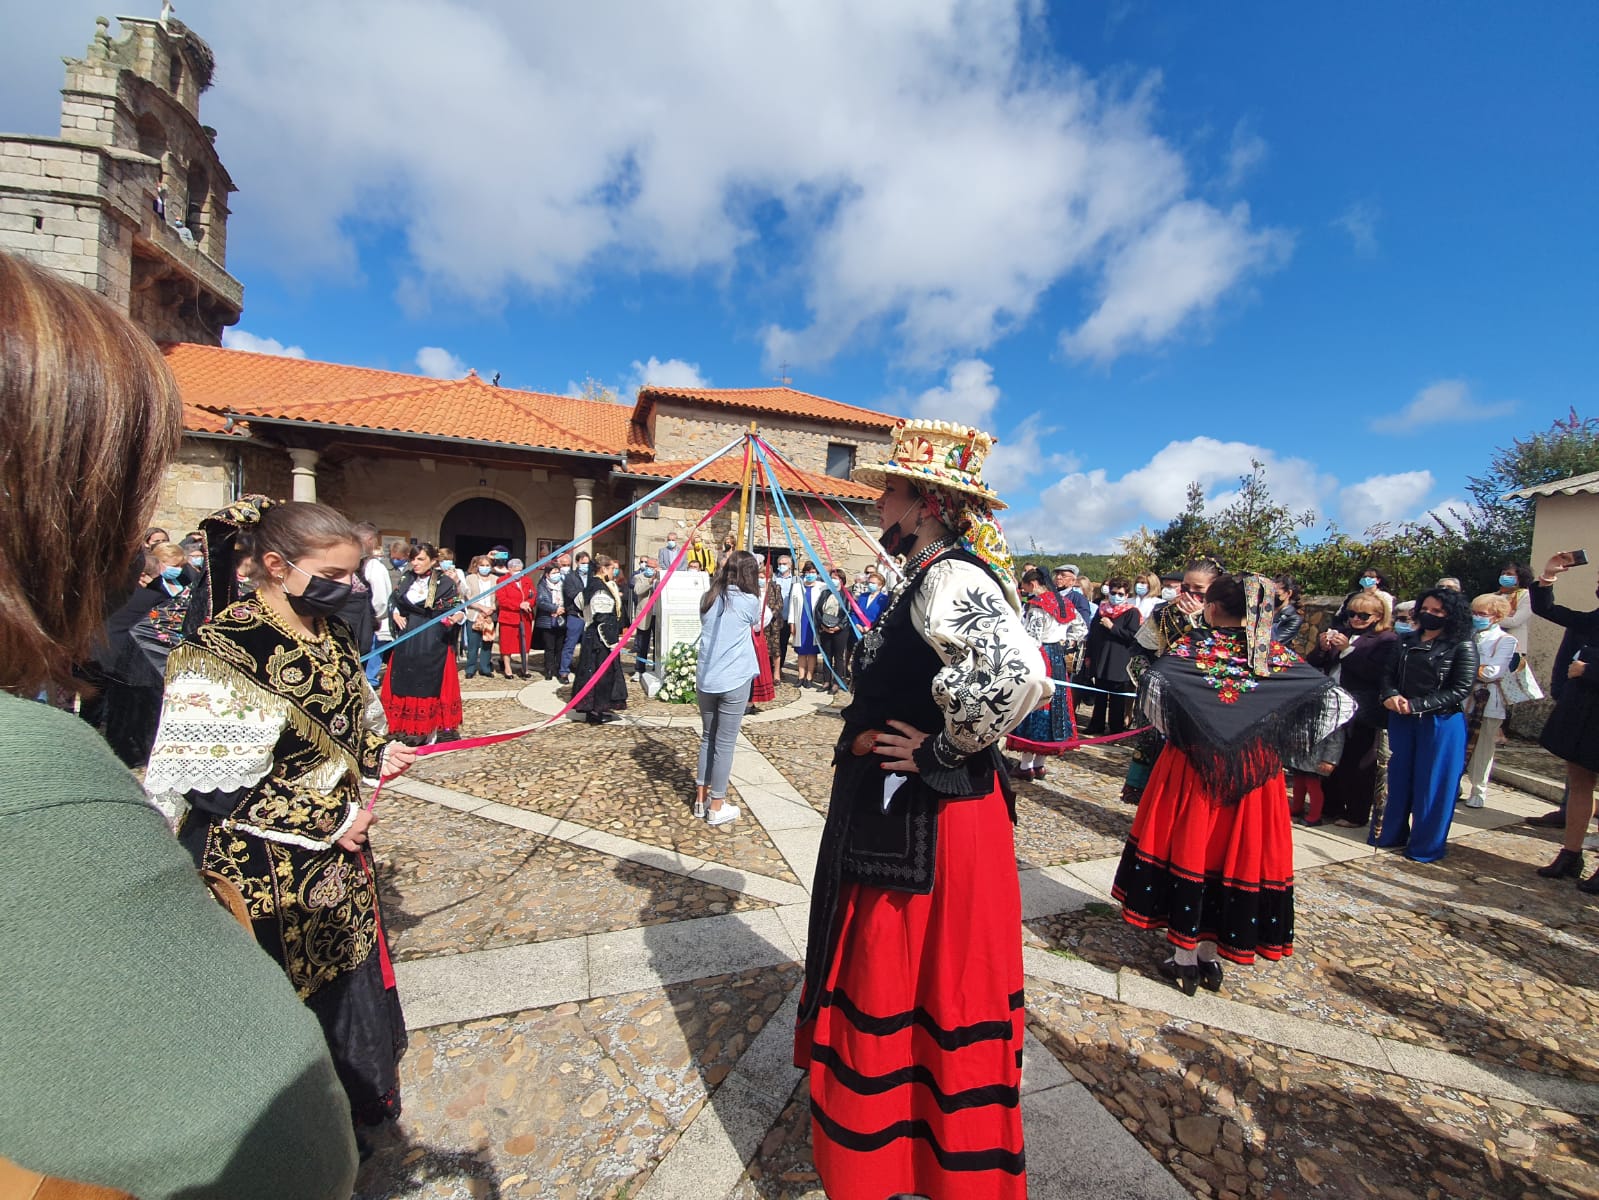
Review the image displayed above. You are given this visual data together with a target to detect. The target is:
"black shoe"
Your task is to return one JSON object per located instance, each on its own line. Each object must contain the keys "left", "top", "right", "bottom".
{"left": 1537, "top": 849, "right": 1585, "bottom": 879}
{"left": 585, "top": 712, "right": 602, "bottom": 724}
{"left": 1580, "top": 868, "right": 1599, "bottom": 895}
{"left": 1198, "top": 961, "right": 1224, "bottom": 992}
{"left": 1157, "top": 958, "right": 1199, "bottom": 996}
{"left": 598, "top": 712, "right": 621, "bottom": 724}
{"left": 1525, "top": 809, "right": 1567, "bottom": 828}
{"left": 557, "top": 674, "right": 571, "bottom": 685}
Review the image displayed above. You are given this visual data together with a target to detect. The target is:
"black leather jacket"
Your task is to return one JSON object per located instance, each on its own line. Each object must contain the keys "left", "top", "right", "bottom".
{"left": 1380, "top": 634, "right": 1478, "bottom": 716}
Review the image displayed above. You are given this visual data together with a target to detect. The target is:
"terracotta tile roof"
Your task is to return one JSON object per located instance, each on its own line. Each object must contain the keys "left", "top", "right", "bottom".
{"left": 634, "top": 384, "right": 899, "bottom": 432}
{"left": 161, "top": 343, "right": 631, "bottom": 457}
{"left": 617, "top": 457, "right": 880, "bottom": 502}
{"left": 180, "top": 400, "right": 239, "bottom": 435}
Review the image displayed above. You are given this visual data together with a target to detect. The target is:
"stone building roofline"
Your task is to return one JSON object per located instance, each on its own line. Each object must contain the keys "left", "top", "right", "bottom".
{"left": 631, "top": 384, "right": 900, "bottom": 435}
{"left": 616, "top": 456, "right": 880, "bottom": 503}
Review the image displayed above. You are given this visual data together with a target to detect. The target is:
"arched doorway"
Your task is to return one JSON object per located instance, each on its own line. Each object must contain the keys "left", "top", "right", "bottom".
{"left": 440, "top": 496, "right": 526, "bottom": 564}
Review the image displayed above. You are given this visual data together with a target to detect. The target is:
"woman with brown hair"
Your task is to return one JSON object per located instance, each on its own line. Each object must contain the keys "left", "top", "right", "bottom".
{"left": 146, "top": 498, "right": 419, "bottom": 1158}
{"left": 572, "top": 555, "right": 629, "bottom": 724}
{"left": 1306, "top": 590, "right": 1398, "bottom": 829}
{"left": 383, "top": 541, "right": 464, "bottom": 743}
{"left": 0, "top": 251, "right": 360, "bottom": 1196}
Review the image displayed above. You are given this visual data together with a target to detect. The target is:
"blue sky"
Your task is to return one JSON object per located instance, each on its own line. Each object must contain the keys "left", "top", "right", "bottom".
{"left": 5, "top": 3, "right": 1595, "bottom": 551}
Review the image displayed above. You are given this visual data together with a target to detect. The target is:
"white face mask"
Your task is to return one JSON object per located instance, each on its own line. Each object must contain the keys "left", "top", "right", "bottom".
{"left": 1160, "top": 587, "right": 1177, "bottom": 601}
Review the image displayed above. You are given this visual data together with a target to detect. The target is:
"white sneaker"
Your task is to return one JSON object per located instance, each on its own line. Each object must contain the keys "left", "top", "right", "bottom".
{"left": 1465, "top": 795, "right": 1485, "bottom": 809}
{"left": 706, "top": 803, "right": 740, "bottom": 827}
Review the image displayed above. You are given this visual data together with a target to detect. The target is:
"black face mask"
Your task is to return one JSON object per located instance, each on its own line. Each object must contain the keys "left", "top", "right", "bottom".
{"left": 1416, "top": 611, "right": 1447, "bottom": 632}
{"left": 879, "top": 495, "right": 920, "bottom": 557}
{"left": 286, "top": 563, "right": 354, "bottom": 618}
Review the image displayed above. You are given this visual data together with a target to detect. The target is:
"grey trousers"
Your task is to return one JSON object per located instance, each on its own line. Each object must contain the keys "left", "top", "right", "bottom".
{"left": 696, "top": 680, "right": 752, "bottom": 798}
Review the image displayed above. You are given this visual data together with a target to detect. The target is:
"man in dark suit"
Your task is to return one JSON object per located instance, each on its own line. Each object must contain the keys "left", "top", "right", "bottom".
{"left": 557, "top": 551, "right": 590, "bottom": 683}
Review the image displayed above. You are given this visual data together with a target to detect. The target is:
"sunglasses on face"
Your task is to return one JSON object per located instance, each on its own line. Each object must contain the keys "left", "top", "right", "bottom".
{"left": 1180, "top": 584, "right": 1207, "bottom": 596}
{"left": 1347, "top": 612, "right": 1376, "bottom": 622}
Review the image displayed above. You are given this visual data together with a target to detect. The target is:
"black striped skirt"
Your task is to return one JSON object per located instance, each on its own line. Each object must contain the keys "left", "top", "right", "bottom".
{"left": 794, "top": 782, "right": 1026, "bottom": 1199}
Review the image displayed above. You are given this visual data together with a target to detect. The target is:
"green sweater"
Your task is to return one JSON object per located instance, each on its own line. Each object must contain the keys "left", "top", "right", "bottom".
{"left": 0, "top": 693, "right": 357, "bottom": 1199}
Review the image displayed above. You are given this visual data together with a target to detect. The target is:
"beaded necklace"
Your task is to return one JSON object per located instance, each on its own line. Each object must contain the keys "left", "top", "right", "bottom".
{"left": 856, "top": 535, "right": 955, "bottom": 672}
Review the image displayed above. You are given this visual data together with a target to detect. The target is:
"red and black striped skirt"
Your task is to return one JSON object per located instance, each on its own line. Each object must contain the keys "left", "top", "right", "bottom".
{"left": 794, "top": 781, "right": 1026, "bottom": 1200}
{"left": 1112, "top": 744, "right": 1295, "bottom": 964}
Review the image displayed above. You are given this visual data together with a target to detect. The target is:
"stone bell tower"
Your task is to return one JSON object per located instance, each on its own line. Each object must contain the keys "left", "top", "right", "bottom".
{"left": 0, "top": 12, "right": 243, "bottom": 344}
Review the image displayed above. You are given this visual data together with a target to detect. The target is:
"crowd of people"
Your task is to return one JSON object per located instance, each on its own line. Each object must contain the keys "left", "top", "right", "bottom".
{"left": 5, "top": 244, "right": 1598, "bottom": 1200}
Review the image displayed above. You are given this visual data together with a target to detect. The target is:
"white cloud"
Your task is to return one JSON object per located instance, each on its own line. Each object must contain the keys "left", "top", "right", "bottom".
{"left": 984, "top": 412, "right": 1078, "bottom": 496}
{"left": 1340, "top": 470, "right": 1434, "bottom": 533}
{"left": 628, "top": 356, "right": 708, "bottom": 393}
{"left": 1062, "top": 201, "right": 1292, "bottom": 362}
{"left": 1417, "top": 496, "right": 1471, "bottom": 532}
{"left": 1225, "top": 120, "right": 1267, "bottom": 188}
{"left": 122, "top": 2, "right": 1291, "bottom": 370}
{"left": 1333, "top": 200, "right": 1380, "bottom": 256}
{"left": 912, "top": 359, "right": 1002, "bottom": 426}
{"left": 1004, "top": 435, "right": 1333, "bottom": 552}
{"left": 221, "top": 328, "right": 306, "bottom": 358}
{"left": 1371, "top": 379, "right": 1515, "bottom": 434}
{"left": 415, "top": 346, "right": 468, "bottom": 378}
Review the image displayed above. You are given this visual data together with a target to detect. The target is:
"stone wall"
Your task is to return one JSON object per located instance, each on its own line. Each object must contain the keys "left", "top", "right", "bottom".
{"left": 651, "top": 401, "right": 894, "bottom": 478}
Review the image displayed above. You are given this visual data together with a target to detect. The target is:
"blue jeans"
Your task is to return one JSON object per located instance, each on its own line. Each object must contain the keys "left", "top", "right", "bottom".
{"left": 462, "top": 624, "right": 496, "bottom": 677}
{"left": 364, "top": 639, "right": 388, "bottom": 687}
{"left": 1373, "top": 711, "right": 1465, "bottom": 863}
{"left": 696, "top": 680, "right": 752, "bottom": 799}
{"left": 558, "top": 613, "right": 584, "bottom": 676}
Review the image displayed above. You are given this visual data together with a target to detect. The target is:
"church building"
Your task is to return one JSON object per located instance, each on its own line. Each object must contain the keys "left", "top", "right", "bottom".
{"left": 4, "top": 16, "right": 895, "bottom": 573}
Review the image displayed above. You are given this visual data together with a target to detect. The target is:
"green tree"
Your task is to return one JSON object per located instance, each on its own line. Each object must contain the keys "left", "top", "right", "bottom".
{"left": 1150, "top": 480, "right": 1215, "bottom": 572}
{"left": 1466, "top": 408, "right": 1599, "bottom": 558}
{"left": 1209, "top": 459, "right": 1316, "bottom": 572}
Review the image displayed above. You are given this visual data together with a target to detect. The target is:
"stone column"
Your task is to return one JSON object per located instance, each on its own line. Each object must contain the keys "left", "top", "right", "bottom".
{"left": 287, "top": 448, "right": 320, "bottom": 503}
{"left": 573, "top": 478, "right": 596, "bottom": 555}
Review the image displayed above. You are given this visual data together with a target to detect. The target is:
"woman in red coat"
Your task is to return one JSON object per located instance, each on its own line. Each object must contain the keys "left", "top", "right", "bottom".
{"left": 496, "top": 567, "right": 531, "bottom": 679}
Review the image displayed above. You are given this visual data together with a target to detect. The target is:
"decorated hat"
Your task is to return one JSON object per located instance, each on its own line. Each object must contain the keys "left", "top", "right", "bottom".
{"left": 852, "top": 418, "right": 1007, "bottom": 510}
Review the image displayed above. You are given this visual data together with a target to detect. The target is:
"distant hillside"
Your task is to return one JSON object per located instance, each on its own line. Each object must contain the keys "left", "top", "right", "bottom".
{"left": 1010, "top": 551, "right": 1117, "bottom": 578}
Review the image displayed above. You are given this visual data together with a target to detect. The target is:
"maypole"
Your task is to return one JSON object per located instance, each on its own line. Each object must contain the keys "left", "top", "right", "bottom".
{"left": 736, "top": 421, "right": 758, "bottom": 550}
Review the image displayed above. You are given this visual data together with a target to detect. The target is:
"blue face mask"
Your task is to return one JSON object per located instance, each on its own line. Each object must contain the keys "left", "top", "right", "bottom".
{"left": 1472, "top": 615, "right": 1493, "bottom": 631}
{"left": 1359, "top": 576, "right": 1377, "bottom": 589}
{"left": 440, "top": 561, "right": 454, "bottom": 572}
{"left": 778, "top": 565, "right": 791, "bottom": 575}
{"left": 1499, "top": 574, "right": 1518, "bottom": 589}
{"left": 477, "top": 565, "right": 491, "bottom": 576}
{"left": 643, "top": 567, "right": 655, "bottom": 577}
{"left": 803, "top": 573, "right": 818, "bottom": 584}
{"left": 1134, "top": 583, "right": 1149, "bottom": 597}
{"left": 867, "top": 582, "right": 880, "bottom": 593}
{"left": 1394, "top": 621, "right": 1414, "bottom": 635}
{"left": 161, "top": 565, "right": 183, "bottom": 582}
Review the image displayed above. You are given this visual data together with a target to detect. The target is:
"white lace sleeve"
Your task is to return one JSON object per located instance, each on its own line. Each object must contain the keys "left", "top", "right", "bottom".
{"left": 911, "top": 559, "right": 1052, "bottom": 758}
{"left": 143, "top": 666, "right": 289, "bottom": 825}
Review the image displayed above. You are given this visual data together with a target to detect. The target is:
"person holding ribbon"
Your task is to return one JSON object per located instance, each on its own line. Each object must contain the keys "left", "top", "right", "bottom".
{"left": 144, "top": 497, "right": 418, "bottom": 1157}
{"left": 572, "top": 555, "right": 628, "bottom": 725}
{"left": 795, "top": 418, "right": 1050, "bottom": 1200}
{"left": 1006, "top": 565, "right": 1085, "bottom": 778}
{"left": 383, "top": 542, "right": 464, "bottom": 744}
{"left": 1113, "top": 574, "right": 1355, "bottom": 996}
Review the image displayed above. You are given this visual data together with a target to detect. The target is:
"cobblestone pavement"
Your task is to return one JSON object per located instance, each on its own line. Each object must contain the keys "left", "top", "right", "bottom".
{"left": 1025, "top": 986, "right": 1599, "bottom": 1200}
{"left": 356, "top": 689, "right": 1598, "bottom": 1199}
{"left": 1026, "top": 825, "right": 1599, "bottom": 1082}
{"left": 356, "top": 964, "right": 802, "bottom": 1200}
{"left": 375, "top": 796, "right": 770, "bottom": 962}
{"left": 411, "top": 720, "right": 796, "bottom": 883}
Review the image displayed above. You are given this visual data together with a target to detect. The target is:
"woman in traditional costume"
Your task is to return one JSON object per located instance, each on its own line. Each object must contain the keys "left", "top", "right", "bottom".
{"left": 382, "top": 542, "right": 463, "bottom": 744}
{"left": 144, "top": 498, "right": 418, "bottom": 1154}
{"left": 749, "top": 560, "right": 778, "bottom": 706}
{"left": 796, "top": 419, "right": 1050, "bottom": 1200}
{"left": 1113, "top": 573, "right": 1354, "bottom": 995}
{"left": 1006, "top": 566, "right": 1086, "bottom": 779}
{"left": 572, "top": 555, "right": 628, "bottom": 724}
{"left": 1118, "top": 558, "right": 1222, "bottom": 805}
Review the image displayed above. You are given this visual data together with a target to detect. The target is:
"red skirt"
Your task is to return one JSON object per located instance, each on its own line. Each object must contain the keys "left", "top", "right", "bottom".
{"left": 381, "top": 650, "right": 463, "bottom": 737}
{"left": 1111, "top": 745, "right": 1294, "bottom": 964}
{"left": 497, "top": 603, "right": 528, "bottom": 655}
{"left": 794, "top": 782, "right": 1026, "bottom": 1200}
{"left": 750, "top": 626, "right": 775, "bottom": 703}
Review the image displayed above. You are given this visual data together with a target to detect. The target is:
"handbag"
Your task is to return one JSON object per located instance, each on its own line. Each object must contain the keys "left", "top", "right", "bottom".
{"left": 1497, "top": 658, "right": 1545, "bottom": 706}
{"left": 472, "top": 611, "right": 496, "bottom": 637}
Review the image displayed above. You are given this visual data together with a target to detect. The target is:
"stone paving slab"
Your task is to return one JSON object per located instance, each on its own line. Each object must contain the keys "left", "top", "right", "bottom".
{"left": 397, "top": 936, "right": 591, "bottom": 1030}
{"left": 588, "top": 909, "right": 800, "bottom": 997}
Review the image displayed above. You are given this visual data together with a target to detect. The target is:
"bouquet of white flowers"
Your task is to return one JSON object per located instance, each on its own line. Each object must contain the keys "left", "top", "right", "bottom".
{"left": 659, "top": 642, "right": 699, "bottom": 704}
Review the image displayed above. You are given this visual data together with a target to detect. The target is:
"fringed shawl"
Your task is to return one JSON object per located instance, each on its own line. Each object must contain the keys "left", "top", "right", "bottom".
{"left": 1139, "top": 628, "right": 1355, "bottom": 804}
